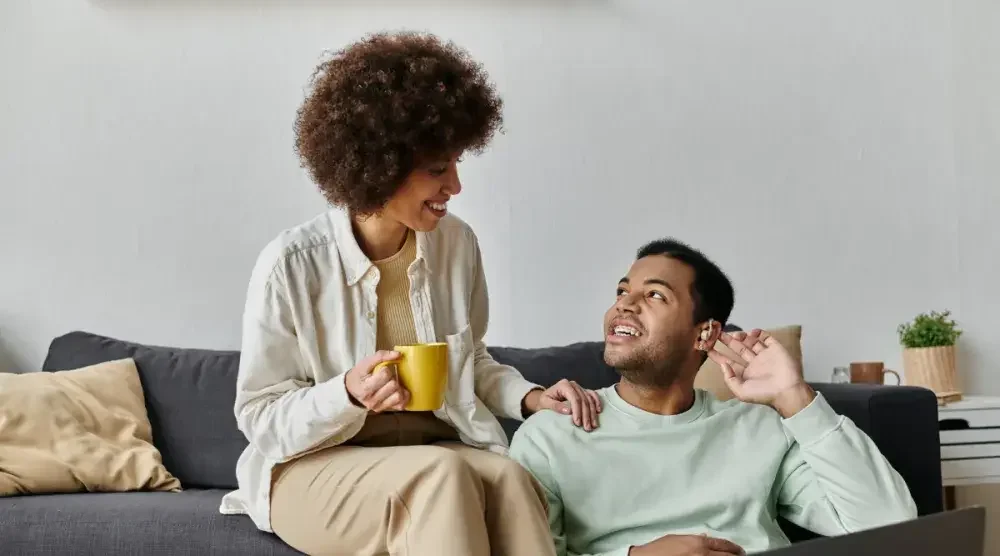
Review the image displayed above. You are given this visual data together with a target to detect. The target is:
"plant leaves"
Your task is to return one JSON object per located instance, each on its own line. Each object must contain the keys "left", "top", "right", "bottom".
{"left": 897, "top": 310, "right": 962, "bottom": 348}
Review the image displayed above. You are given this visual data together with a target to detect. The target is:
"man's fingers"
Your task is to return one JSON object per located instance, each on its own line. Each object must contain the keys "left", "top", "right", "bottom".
{"left": 749, "top": 330, "right": 771, "bottom": 354}
{"left": 707, "top": 348, "right": 731, "bottom": 366}
{"left": 708, "top": 349, "right": 745, "bottom": 373}
{"left": 719, "top": 333, "right": 755, "bottom": 362}
{"left": 742, "top": 329, "right": 762, "bottom": 354}
{"left": 721, "top": 361, "right": 737, "bottom": 380}
{"left": 720, "top": 362, "right": 745, "bottom": 395}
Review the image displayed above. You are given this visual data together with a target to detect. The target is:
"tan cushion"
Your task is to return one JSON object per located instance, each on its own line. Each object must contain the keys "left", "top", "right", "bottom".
{"left": 0, "top": 359, "right": 181, "bottom": 496}
{"left": 694, "top": 325, "right": 804, "bottom": 401}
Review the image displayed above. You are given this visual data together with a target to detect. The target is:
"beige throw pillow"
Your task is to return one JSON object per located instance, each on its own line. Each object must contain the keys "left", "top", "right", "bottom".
{"left": 0, "top": 358, "right": 181, "bottom": 496}
{"left": 694, "top": 325, "right": 804, "bottom": 401}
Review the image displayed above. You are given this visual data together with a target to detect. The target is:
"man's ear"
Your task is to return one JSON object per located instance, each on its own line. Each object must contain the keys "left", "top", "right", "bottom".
{"left": 696, "top": 318, "right": 719, "bottom": 351}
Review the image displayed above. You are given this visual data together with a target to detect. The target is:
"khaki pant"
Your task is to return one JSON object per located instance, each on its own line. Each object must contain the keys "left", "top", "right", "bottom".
{"left": 270, "top": 412, "right": 556, "bottom": 556}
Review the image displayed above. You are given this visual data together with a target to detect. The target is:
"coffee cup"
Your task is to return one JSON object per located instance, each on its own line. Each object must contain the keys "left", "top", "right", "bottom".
{"left": 849, "top": 361, "right": 901, "bottom": 385}
{"left": 372, "top": 343, "right": 448, "bottom": 411}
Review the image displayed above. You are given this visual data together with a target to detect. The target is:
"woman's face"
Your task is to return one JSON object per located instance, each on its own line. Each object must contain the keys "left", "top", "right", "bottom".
{"left": 383, "top": 155, "right": 463, "bottom": 232}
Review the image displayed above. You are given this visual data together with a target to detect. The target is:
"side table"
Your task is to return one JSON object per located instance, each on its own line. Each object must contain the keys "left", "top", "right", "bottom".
{"left": 939, "top": 395, "right": 1000, "bottom": 509}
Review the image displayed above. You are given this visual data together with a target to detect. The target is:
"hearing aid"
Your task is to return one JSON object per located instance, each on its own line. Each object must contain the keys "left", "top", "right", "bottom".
{"left": 700, "top": 318, "right": 715, "bottom": 341}
{"left": 698, "top": 319, "right": 714, "bottom": 349}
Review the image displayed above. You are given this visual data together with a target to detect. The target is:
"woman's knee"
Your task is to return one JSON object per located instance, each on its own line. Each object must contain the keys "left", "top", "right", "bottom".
{"left": 405, "top": 446, "right": 481, "bottom": 491}
{"left": 491, "top": 458, "right": 547, "bottom": 504}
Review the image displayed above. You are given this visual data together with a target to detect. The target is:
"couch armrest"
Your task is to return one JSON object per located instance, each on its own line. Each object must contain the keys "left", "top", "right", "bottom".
{"left": 810, "top": 382, "right": 943, "bottom": 515}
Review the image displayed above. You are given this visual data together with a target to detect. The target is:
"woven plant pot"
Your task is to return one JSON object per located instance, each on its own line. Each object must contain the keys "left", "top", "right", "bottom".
{"left": 902, "top": 345, "right": 959, "bottom": 395}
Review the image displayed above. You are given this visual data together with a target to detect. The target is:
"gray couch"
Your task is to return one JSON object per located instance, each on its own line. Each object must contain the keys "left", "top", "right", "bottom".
{"left": 0, "top": 331, "right": 944, "bottom": 555}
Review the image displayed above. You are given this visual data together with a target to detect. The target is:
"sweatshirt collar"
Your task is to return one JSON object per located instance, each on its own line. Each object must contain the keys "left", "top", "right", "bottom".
{"left": 603, "top": 384, "right": 707, "bottom": 426}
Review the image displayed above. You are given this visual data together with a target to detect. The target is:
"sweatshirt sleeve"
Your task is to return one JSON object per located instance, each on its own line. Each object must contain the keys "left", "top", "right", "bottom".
{"left": 467, "top": 232, "right": 542, "bottom": 420}
{"left": 232, "top": 249, "right": 367, "bottom": 463}
{"left": 509, "top": 426, "right": 630, "bottom": 556}
{"left": 774, "top": 393, "right": 918, "bottom": 535}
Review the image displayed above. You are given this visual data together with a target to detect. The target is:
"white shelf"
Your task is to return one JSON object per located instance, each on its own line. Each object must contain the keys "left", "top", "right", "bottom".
{"left": 943, "top": 444, "right": 1000, "bottom": 459}
{"left": 944, "top": 475, "right": 1000, "bottom": 487}
{"left": 941, "top": 428, "right": 1000, "bottom": 444}
{"left": 939, "top": 396, "right": 1000, "bottom": 412}
{"left": 939, "top": 408, "right": 1000, "bottom": 428}
{"left": 938, "top": 395, "right": 1000, "bottom": 487}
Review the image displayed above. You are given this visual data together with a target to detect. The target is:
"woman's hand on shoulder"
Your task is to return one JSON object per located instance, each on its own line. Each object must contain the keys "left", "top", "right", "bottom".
{"left": 522, "top": 379, "right": 602, "bottom": 432}
{"left": 345, "top": 351, "right": 411, "bottom": 412}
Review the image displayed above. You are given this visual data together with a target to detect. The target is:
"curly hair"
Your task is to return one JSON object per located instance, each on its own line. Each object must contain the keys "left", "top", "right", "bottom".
{"left": 294, "top": 31, "right": 504, "bottom": 215}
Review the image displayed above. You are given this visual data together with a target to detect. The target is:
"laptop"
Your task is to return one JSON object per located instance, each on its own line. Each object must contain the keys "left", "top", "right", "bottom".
{"left": 763, "top": 506, "right": 985, "bottom": 556}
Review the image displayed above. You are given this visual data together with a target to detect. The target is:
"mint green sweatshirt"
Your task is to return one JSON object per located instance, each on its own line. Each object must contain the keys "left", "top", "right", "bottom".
{"left": 509, "top": 387, "right": 917, "bottom": 556}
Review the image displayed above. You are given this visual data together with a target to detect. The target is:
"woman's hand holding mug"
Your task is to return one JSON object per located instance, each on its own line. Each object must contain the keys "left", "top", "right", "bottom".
{"left": 346, "top": 351, "right": 411, "bottom": 412}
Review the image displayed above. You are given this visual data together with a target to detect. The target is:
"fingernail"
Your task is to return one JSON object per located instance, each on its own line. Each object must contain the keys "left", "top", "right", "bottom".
{"left": 562, "top": 407, "right": 571, "bottom": 414}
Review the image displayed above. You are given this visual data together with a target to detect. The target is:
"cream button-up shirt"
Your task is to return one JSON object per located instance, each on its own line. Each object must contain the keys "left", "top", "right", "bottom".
{"left": 219, "top": 208, "right": 541, "bottom": 532}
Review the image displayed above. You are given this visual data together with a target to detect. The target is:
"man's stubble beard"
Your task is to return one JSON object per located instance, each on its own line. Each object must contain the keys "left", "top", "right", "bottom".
{"left": 605, "top": 340, "right": 690, "bottom": 389}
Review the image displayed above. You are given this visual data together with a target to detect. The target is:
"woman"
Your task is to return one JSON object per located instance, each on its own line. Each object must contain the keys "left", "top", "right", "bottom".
{"left": 219, "top": 32, "right": 601, "bottom": 556}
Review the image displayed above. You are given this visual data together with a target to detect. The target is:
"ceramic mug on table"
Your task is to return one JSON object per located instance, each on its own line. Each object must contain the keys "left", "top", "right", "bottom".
{"left": 849, "top": 361, "right": 901, "bottom": 385}
{"left": 371, "top": 343, "right": 449, "bottom": 411}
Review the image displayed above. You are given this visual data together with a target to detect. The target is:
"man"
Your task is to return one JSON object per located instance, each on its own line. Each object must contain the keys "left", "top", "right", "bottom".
{"left": 509, "top": 238, "right": 917, "bottom": 556}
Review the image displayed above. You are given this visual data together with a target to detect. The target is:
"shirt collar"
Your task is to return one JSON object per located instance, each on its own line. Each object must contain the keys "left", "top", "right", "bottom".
{"left": 330, "top": 207, "right": 433, "bottom": 286}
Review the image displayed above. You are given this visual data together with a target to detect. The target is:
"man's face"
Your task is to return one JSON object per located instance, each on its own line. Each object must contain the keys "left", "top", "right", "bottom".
{"left": 603, "top": 255, "right": 701, "bottom": 388}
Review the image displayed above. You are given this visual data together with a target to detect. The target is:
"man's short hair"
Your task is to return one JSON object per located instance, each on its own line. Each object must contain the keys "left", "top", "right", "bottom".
{"left": 636, "top": 238, "right": 735, "bottom": 326}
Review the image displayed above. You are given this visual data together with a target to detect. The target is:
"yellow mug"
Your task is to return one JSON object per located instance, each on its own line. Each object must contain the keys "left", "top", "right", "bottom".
{"left": 372, "top": 343, "right": 449, "bottom": 411}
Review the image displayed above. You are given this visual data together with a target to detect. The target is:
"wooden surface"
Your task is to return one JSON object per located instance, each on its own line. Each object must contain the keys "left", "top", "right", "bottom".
{"left": 904, "top": 345, "right": 959, "bottom": 394}
{"left": 940, "top": 395, "right": 1000, "bottom": 411}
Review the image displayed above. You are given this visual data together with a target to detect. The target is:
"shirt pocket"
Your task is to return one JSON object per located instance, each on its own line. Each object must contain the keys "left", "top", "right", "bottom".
{"left": 444, "top": 323, "right": 476, "bottom": 408}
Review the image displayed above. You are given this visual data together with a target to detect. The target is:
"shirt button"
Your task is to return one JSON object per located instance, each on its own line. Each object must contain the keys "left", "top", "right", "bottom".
{"left": 367, "top": 311, "right": 375, "bottom": 320}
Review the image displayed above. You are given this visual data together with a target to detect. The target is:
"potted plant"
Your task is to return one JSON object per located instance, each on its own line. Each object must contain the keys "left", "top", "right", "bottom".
{"left": 897, "top": 310, "right": 963, "bottom": 399}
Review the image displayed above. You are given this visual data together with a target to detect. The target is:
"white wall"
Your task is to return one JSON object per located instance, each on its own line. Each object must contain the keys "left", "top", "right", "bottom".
{"left": 1, "top": 0, "right": 997, "bottom": 393}
{"left": 951, "top": 1, "right": 1000, "bottom": 554}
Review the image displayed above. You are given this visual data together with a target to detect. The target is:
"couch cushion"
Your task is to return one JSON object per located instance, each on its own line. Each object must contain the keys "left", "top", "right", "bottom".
{"left": 0, "top": 490, "right": 300, "bottom": 555}
{"left": 490, "top": 342, "right": 617, "bottom": 392}
{"left": 42, "top": 332, "right": 247, "bottom": 489}
{"left": 0, "top": 358, "right": 180, "bottom": 496}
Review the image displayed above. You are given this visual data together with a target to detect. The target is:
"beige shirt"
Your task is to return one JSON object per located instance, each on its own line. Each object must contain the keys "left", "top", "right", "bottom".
{"left": 219, "top": 208, "right": 541, "bottom": 532}
{"left": 372, "top": 230, "right": 420, "bottom": 350}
